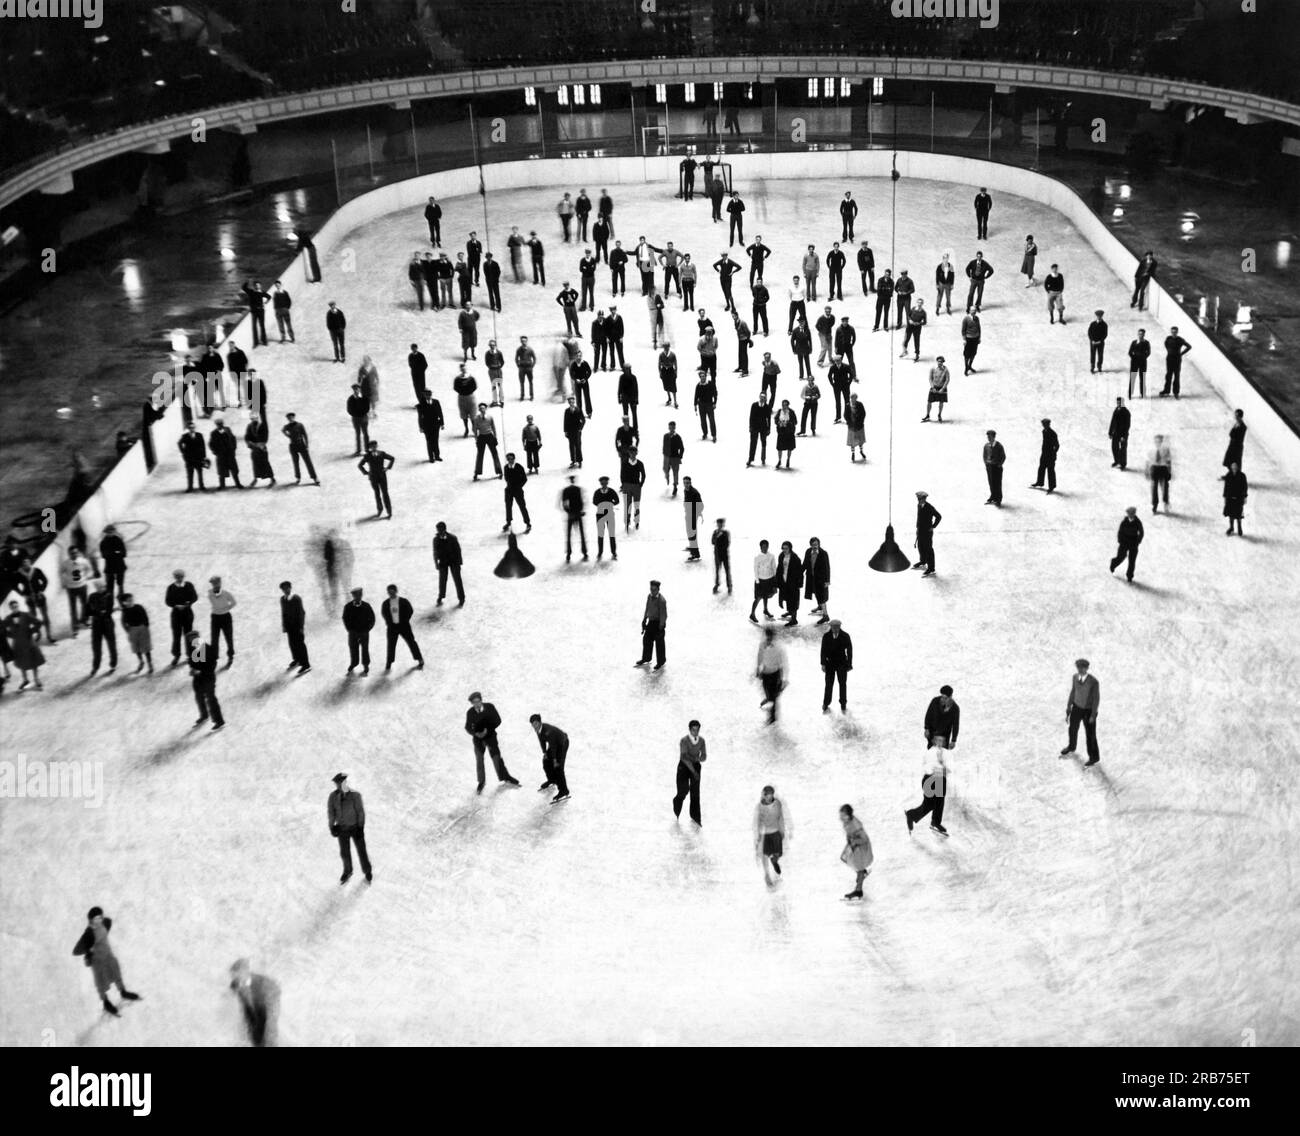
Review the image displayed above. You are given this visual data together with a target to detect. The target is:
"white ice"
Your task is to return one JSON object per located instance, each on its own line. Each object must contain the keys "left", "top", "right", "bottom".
{"left": 2, "top": 175, "right": 1298, "bottom": 1047}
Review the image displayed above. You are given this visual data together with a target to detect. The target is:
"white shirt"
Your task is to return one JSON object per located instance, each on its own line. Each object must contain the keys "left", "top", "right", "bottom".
{"left": 789, "top": 280, "right": 805, "bottom": 303}
{"left": 753, "top": 551, "right": 776, "bottom": 581}
{"left": 754, "top": 796, "right": 793, "bottom": 838}
{"left": 1149, "top": 442, "right": 1172, "bottom": 468}
{"left": 756, "top": 641, "right": 788, "bottom": 675}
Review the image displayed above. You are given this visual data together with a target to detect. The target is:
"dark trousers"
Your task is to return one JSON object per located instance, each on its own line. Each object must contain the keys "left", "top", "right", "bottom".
{"left": 250, "top": 309, "right": 267, "bottom": 346}
{"left": 330, "top": 329, "right": 346, "bottom": 361}
{"left": 748, "top": 431, "right": 768, "bottom": 463}
{"left": 524, "top": 444, "right": 540, "bottom": 473}
{"left": 749, "top": 262, "right": 763, "bottom": 286}
{"left": 1150, "top": 465, "right": 1170, "bottom": 509}
{"left": 1131, "top": 280, "right": 1149, "bottom": 309}
{"left": 473, "top": 735, "right": 511, "bottom": 787}
{"left": 822, "top": 666, "right": 848, "bottom": 709}
{"left": 1128, "top": 368, "right": 1146, "bottom": 399}
{"left": 193, "top": 675, "right": 224, "bottom": 725}
{"left": 486, "top": 280, "right": 502, "bottom": 310}
{"left": 1067, "top": 704, "right": 1100, "bottom": 761}
{"left": 609, "top": 340, "right": 626, "bottom": 368}
{"left": 211, "top": 612, "right": 234, "bottom": 657}
{"left": 1161, "top": 363, "right": 1182, "bottom": 396}
{"left": 1034, "top": 458, "right": 1057, "bottom": 491}
{"left": 800, "top": 402, "right": 818, "bottom": 433}
{"left": 565, "top": 515, "right": 588, "bottom": 556}
{"left": 275, "top": 311, "right": 294, "bottom": 341}
{"left": 567, "top": 433, "right": 584, "bottom": 464}
{"left": 917, "top": 532, "right": 935, "bottom": 572}
{"left": 580, "top": 278, "right": 595, "bottom": 308}
{"left": 720, "top": 282, "right": 734, "bottom": 312}
{"left": 874, "top": 293, "right": 891, "bottom": 329}
{"left": 336, "top": 826, "right": 371, "bottom": 878}
{"left": 474, "top": 437, "right": 502, "bottom": 476}
{"left": 290, "top": 446, "right": 318, "bottom": 481}
{"left": 577, "top": 215, "right": 589, "bottom": 240}
{"left": 700, "top": 355, "right": 716, "bottom": 380}
{"left": 966, "top": 279, "right": 986, "bottom": 311}
{"left": 842, "top": 216, "right": 855, "bottom": 241}
{"left": 1110, "top": 542, "right": 1139, "bottom": 580}
{"left": 1111, "top": 434, "right": 1128, "bottom": 469}
{"left": 698, "top": 405, "right": 716, "bottom": 439}
{"left": 611, "top": 266, "right": 625, "bottom": 294}
{"left": 787, "top": 301, "right": 806, "bottom": 333}
{"left": 902, "top": 325, "right": 922, "bottom": 358}
{"left": 351, "top": 416, "right": 370, "bottom": 453}
{"left": 563, "top": 305, "right": 580, "bottom": 335}
{"left": 986, "top": 464, "right": 1003, "bottom": 504}
{"left": 795, "top": 353, "right": 811, "bottom": 378}
{"left": 752, "top": 305, "right": 768, "bottom": 335}
{"left": 90, "top": 620, "right": 117, "bottom": 670}
{"left": 760, "top": 372, "right": 777, "bottom": 403}
{"left": 532, "top": 260, "right": 546, "bottom": 285}
{"left": 423, "top": 429, "right": 441, "bottom": 462}
{"left": 518, "top": 368, "right": 534, "bottom": 398}
{"left": 828, "top": 269, "right": 843, "bottom": 300}
{"left": 185, "top": 462, "right": 207, "bottom": 491}
{"left": 1090, "top": 342, "right": 1105, "bottom": 371}
{"left": 861, "top": 268, "right": 874, "bottom": 292}
{"left": 347, "top": 630, "right": 370, "bottom": 669}
{"left": 640, "top": 620, "right": 665, "bottom": 665}
{"left": 729, "top": 217, "right": 743, "bottom": 245}
{"left": 169, "top": 608, "right": 193, "bottom": 660}
{"left": 714, "top": 551, "right": 732, "bottom": 590}
{"left": 543, "top": 750, "right": 569, "bottom": 795}
{"left": 437, "top": 564, "right": 465, "bottom": 604}
{"left": 104, "top": 564, "right": 126, "bottom": 599}
{"left": 505, "top": 487, "right": 530, "bottom": 526}
{"left": 385, "top": 624, "right": 423, "bottom": 666}
{"left": 620, "top": 401, "right": 639, "bottom": 434}
{"left": 760, "top": 671, "right": 783, "bottom": 722}
{"left": 673, "top": 763, "right": 701, "bottom": 823}
{"left": 682, "top": 281, "right": 695, "bottom": 308}
{"left": 370, "top": 477, "right": 392, "bottom": 516}
{"left": 976, "top": 210, "right": 989, "bottom": 239}
{"left": 963, "top": 339, "right": 979, "bottom": 370}
{"left": 906, "top": 772, "right": 946, "bottom": 826}
{"left": 286, "top": 628, "right": 310, "bottom": 667}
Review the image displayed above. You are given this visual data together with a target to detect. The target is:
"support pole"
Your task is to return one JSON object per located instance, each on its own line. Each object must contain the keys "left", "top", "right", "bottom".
{"left": 365, "top": 122, "right": 375, "bottom": 180}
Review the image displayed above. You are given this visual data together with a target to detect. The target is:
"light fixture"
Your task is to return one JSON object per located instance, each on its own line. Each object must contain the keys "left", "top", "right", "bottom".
{"left": 494, "top": 534, "right": 535, "bottom": 578}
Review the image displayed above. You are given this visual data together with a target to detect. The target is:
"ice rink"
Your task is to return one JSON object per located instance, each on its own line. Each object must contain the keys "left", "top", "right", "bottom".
{"left": 3, "top": 174, "right": 1298, "bottom": 1047}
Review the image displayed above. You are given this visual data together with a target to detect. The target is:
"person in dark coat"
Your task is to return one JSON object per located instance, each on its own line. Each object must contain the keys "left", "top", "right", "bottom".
{"left": 241, "top": 279, "right": 271, "bottom": 346}
{"left": 1128, "top": 329, "right": 1151, "bottom": 398}
{"left": 1131, "top": 251, "right": 1157, "bottom": 310}
{"left": 209, "top": 419, "right": 241, "bottom": 489}
{"left": 99, "top": 525, "right": 128, "bottom": 600}
{"left": 913, "top": 490, "right": 941, "bottom": 577}
{"left": 85, "top": 581, "right": 117, "bottom": 675}
{"left": 801, "top": 536, "right": 831, "bottom": 621}
{"left": 561, "top": 475, "right": 588, "bottom": 562}
{"left": 857, "top": 241, "right": 875, "bottom": 294}
{"left": 974, "top": 188, "right": 992, "bottom": 238}
{"left": 358, "top": 441, "right": 395, "bottom": 519}
{"left": 617, "top": 365, "right": 640, "bottom": 433}
{"left": 230, "top": 958, "right": 280, "bottom": 1047}
{"left": 531, "top": 715, "right": 571, "bottom": 803}
{"left": 775, "top": 541, "right": 804, "bottom": 626}
{"left": 165, "top": 569, "right": 197, "bottom": 664}
{"left": 502, "top": 453, "right": 532, "bottom": 532}
{"left": 279, "top": 580, "right": 310, "bottom": 674}
{"left": 72, "top": 907, "right": 141, "bottom": 1017}
{"left": 819, "top": 619, "right": 852, "bottom": 712}
{"left": 433, "top": 522, "right": 465, "bottom": 606}
{"left": 1161, "top": 327, "right": 1191, "bottom": 398}
{"left": 342, "top": 587, "right": 375, "bottom": 675}
{"left": 1109, "top": 506, "right": 1144, "bottom": 582}
{"left": 747, "top": 392, "right": 772, "bottom": 467}
{"left": 964, "top": 252, "right": 993, "bottom": 313}
{"left": 924, "top": 685, "right": 960, "bottom": 749}
{"left": 328, "top": 773, "right": 372, "bottom": 884}
{"left": 326, "top": 302, "right": 347, "bottom": 363}
{"left": 983, "top": 430, "right": 1006, "bottom": 506}
{"left": 465, "top": 691, "right": 520, "bottom": 793}
{"left": 1222, "top": 409, "right": 1247, "bottom": 473}
{"left": 483, "top": 252, "right": 502, "bottom": 311}
{"left": 424, "top": 196, "right": 442, "bottom": 245}
{"left": 186, "top": 630, "right": 224, "bottom": 730}
{"left": 1031, "top": 417, "right": 1060, "bottom": 492}
{"left": 840, "top": 191, "right": 858, "bottom": 241}
{"left": 380, "top": 584, "right": 424, "bottom": 670}
{"left": 1108, "top": 397, "right": 1130, "bottom": 470}
{"left": 563, "top": 396, "right": 586, "bottom": 469}
{"left": 1223, "top": 463, "right": 1248, "bottom": 536}
{"left": 282, "top": 413, "right": 320, "bottom": 485}
{"left": 1088, "top": 309, "right": 1108, "bottom": 372}
{"left": 245, "top": 414, "right": 275, "bottom": 486}
{"left": 417, "top": 390, "right": 444, "bottom": 463}
{"left": 674, "top": 720, "right": 705, "bottom": 825}
{"left": 178, "top": 424, "right": 208, "bottom": 492}
{"left": 408, "top": 344, "right": 428, "bottom": 404}
{"left": 3, "top": 600, "right": 44, "bottom": 688}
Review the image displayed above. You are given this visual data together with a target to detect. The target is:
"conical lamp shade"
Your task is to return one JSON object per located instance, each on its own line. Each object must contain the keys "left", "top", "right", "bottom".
{"left": 868, "top": 524, "right": 911, "bottom": 573}
{"left": 494, "top": 533, "right": 535, "bottom": 579}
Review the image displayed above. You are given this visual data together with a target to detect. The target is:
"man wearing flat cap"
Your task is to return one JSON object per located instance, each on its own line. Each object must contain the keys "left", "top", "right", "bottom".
{"left": 635, "top": 580, "right": 667, "bottom": 669}
{"left": 1061, "top": 658, "right": 1101, "bottom": 765}
{"left": 913, "top": 491, "right": 941, "bottom": 578}
{"left": 819, "top": 619, "right": 853, "bottom": 713}
{"left": 342, "top": 587, "right": 375, "bottom": 676}
{"left": 328, "top": 773, "right": 371, "bottom": 884}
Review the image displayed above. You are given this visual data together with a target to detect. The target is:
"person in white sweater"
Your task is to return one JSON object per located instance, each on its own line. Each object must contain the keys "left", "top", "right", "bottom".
{"left": 754, "top": 785, "right": 793, "bottom": 882}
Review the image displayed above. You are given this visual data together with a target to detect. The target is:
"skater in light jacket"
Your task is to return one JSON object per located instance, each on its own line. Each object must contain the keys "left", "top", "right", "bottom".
{"left": 754, "top": 785, "right": 792, "bottom": 883}
{"left": 839, "top": 804, "right": 873, "bottom": 900}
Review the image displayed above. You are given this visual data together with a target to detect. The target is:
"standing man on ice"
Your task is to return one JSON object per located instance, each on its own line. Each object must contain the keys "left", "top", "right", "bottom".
{"left": 531, "top": 714, "right": 571, "bottom": 804}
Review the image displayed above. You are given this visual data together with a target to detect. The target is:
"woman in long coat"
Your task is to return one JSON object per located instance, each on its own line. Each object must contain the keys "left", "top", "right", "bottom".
{"left": 774, "top": 400, "right": 797, "bottom": 469}
{"left": 3, "top": 600, "right": 44, "bottom": 690}
{"left": 120, "top": 593, "right": 153, "bottom": 673}
{"left": 245, "top": 414, "right": 275, "bottom": 486}
{"left": 1223, "top": 462, "right": 1248, "bottom": 536}
{"left": 1222, "top": 409, "right": 1247, "bottom": 472}
{"left": 72, "top": 906, "right": 141, "bottom": 1016}
{"left": 839, "top": 803, "right": 874, "bottom": 900}
{"left": 1020, "top": 234, "right": 1038, "bottom": 285}
{"left": 358, "top": 356, "right": 380, "bottom": 417}
{"left": 845, "top": 393, "right": 866, "bottom": 462}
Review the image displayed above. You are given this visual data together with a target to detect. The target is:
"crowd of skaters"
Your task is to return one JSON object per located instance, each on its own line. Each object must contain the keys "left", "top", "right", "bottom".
{"left": 1, "top": 172, "right": 1265, "bottom": 929}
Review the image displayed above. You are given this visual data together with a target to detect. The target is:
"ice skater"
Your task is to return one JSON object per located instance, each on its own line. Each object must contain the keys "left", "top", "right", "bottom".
{"left": 1109, "top": 506, "right": 1144, "bottom": 582}
{"left": 755, "top": 627, "right": 788, "bottom": 725}
{"left": 187, "top": 631, "right": 224, "bottom": 730}
{"left": 1224, "top": 463, "right": 1248, "bottom": 536}
{"left": 635, "top": 579, "right": 667, "bottom": 670}
{"left": 674, "top": 720, "right": 706, "bottom": 826}
{"left": 72, "top": 906, "right": 142, "bottom": 1017}
{"left": 904, "top": 741, "right": 950, "bottom": 837}
{"left": 328, "top": 773, "right": 372, "bottom": 884}
{"left": 1060, "top": 658, "right": 1101, "bottom": 766}
{"left": 593, "top": 476, "right": 619, "bottom": 560}
{"left": 561, "top": 474, "right": 588, "bottom": 562}
{"left": 465, "top": 691, "right": 520, "bottom": 793}
{"left": 839, "top": 805, "right": 873, "bottom": 900}
{"left": 230, "top": 958, "right": 280, "bottom": 1047}
{"left": 531, "top": 714, "right": 571, "bottom": 804}
{"left": 820, "top": 619, "right": 852, "bottom": 713}
{"left": 754, "top": 785, "right": 792, "bottom": 884}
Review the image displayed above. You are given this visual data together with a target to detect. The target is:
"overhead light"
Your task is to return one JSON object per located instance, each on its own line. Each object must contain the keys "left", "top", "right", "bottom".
{"left": 494, "top": 534, "right": 535, "bottom": 578}
{"left": 220, "top": 247, "right": 235, "bottom": 260}
{"left": 154, "top": 79, "right": 167, "bottom": 87}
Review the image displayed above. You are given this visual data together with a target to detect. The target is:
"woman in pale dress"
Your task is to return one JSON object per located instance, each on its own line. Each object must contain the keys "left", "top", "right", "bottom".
{"left": 358, "top": 356, "right": 379, "bottom": 418}
{"left": 839, "top": 803, "right": 873, "bottom": 900}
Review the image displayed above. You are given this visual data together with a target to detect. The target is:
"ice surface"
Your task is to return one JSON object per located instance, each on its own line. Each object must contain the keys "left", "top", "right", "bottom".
{"left": 2, "top": 177, "right": 1298, "bottom": 1047}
